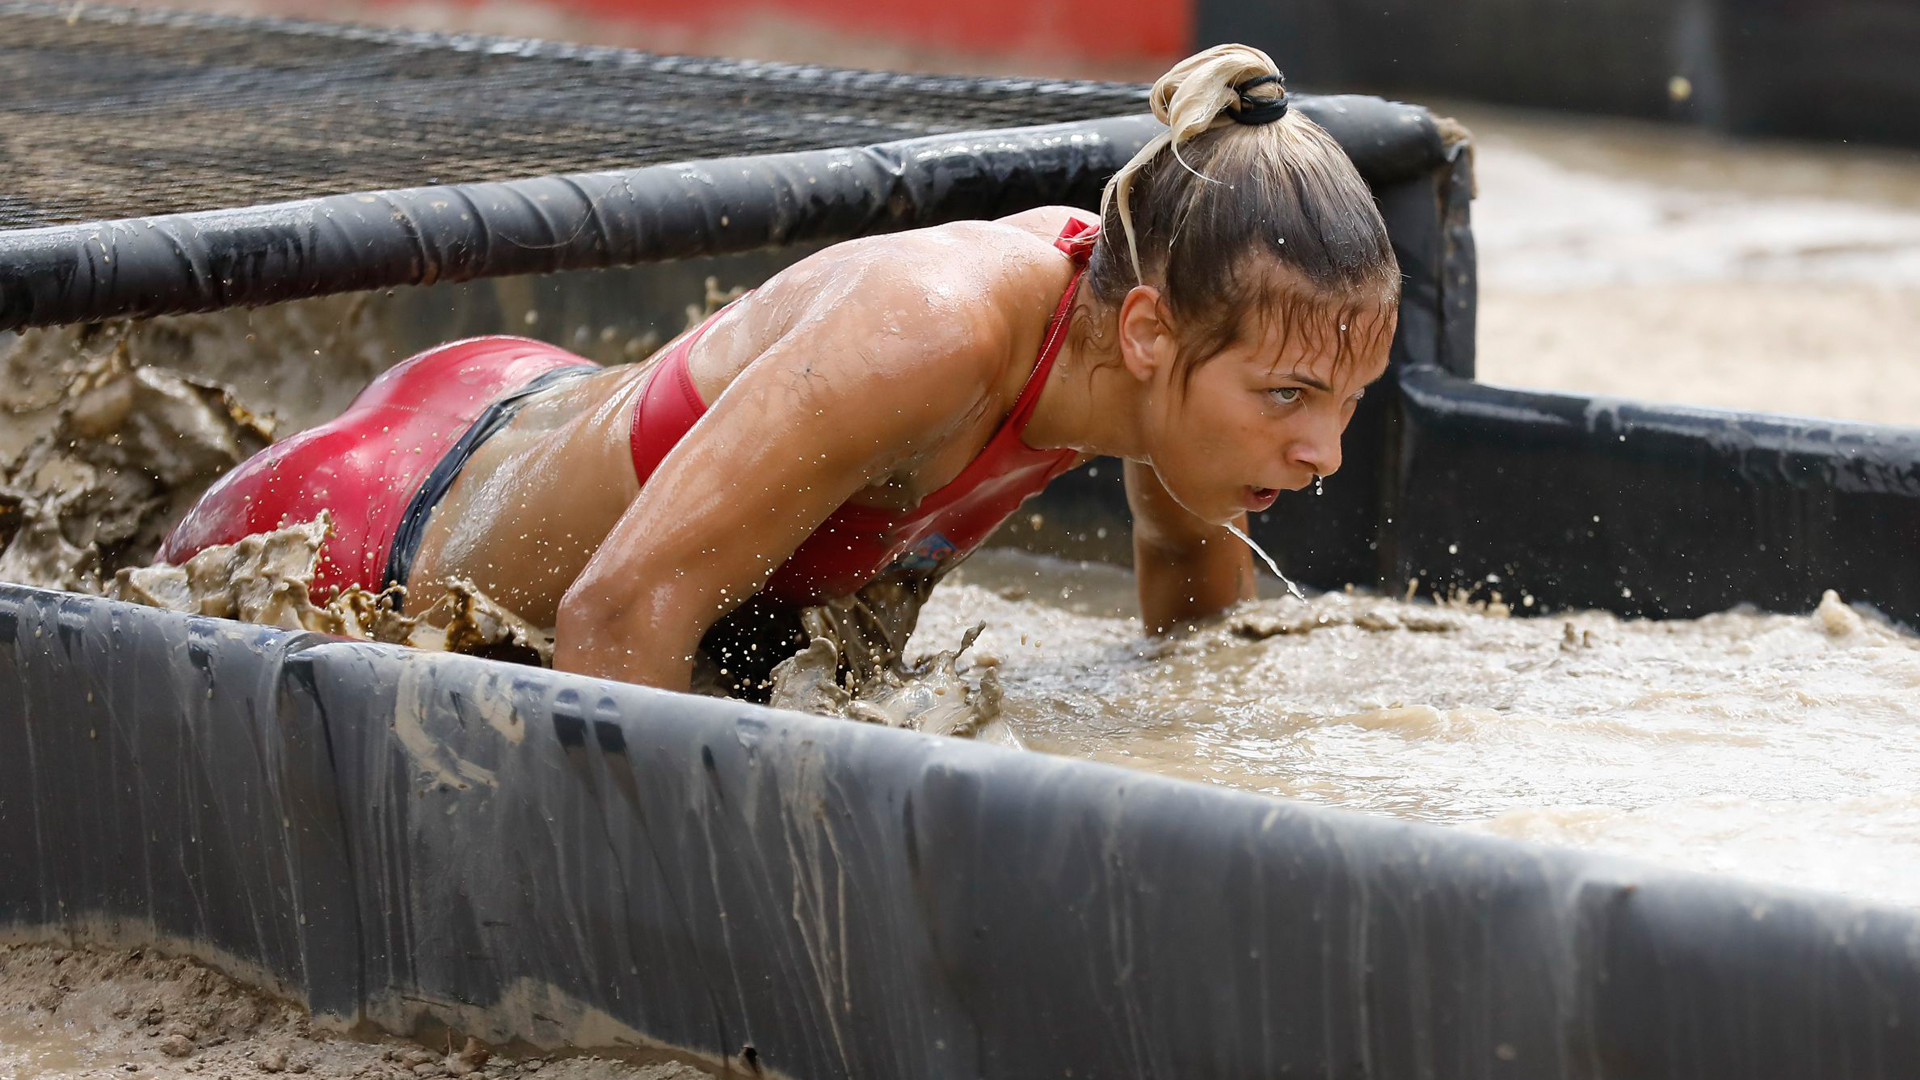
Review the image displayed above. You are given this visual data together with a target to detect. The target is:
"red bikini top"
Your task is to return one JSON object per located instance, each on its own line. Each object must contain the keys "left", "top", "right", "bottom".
{"left": 632, "top": 217, "right": 1097, "bottom": 604}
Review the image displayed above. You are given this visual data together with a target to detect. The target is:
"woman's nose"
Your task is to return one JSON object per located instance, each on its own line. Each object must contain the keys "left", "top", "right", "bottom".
{"left": 1288, "top": 418, "right": 1343, "bottom": 478}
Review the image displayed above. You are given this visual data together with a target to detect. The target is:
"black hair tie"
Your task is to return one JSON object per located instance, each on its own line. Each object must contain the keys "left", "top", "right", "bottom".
{"left": 1230, "top": 73, "right": 1289, "bottom": 125}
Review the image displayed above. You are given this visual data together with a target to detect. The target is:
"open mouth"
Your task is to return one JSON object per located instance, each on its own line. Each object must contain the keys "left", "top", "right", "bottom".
{"left": 1245, "top": 485, "right": 1280, "bottom": 511}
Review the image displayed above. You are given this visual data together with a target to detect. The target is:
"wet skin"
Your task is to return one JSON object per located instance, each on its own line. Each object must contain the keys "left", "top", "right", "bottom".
{"left": 405, "top": 205, "right": 1395, "bottom": 693}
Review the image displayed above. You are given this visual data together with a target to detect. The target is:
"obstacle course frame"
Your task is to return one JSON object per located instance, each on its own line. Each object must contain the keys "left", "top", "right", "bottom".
{"left": 6, "top": 8, "right": 1920, "bottom": 1078}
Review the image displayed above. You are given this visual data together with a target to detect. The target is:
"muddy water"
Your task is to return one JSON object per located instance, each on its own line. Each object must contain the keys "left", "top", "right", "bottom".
{"left": 928, "top": 550, "right": 1920, "bottom": 907}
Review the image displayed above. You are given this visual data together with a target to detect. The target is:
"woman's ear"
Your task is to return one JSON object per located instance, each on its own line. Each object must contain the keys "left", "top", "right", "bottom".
{"left": 1116, "top": 285, "right": 1173, "bottom": 384}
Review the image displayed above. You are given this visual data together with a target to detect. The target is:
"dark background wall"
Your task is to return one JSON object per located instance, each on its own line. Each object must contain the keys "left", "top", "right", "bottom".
{"left": 1206, "top": 0, "right": 1920, "bottom": 147}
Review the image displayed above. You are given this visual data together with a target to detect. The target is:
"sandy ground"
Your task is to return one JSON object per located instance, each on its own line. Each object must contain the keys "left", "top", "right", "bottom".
{"left": 0, "top": 944, "right": 714, "bottom": 1080}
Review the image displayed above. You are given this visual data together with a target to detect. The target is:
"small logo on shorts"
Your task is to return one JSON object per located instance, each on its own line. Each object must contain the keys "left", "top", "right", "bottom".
{"left": 894, "top": 533, "right": 958, "bottom": 572}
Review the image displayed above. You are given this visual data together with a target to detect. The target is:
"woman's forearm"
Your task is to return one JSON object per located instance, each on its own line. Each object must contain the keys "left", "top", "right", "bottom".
{"left": 1135, "top": 529, "right": 1257, "bottom": 634}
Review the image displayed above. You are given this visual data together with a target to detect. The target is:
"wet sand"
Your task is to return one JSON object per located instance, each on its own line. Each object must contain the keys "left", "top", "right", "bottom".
{"left": 0, "top": 944, "right": 713, "bottom": 1080}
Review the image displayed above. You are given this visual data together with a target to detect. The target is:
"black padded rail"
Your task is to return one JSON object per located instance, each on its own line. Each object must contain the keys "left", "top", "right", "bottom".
{"left": 5, "top": 584, "right": 1920, "bottom": 1078}
{"left": 1391, "top": 365, "right": 1920, "bottom": 625}
{"left": 0, "top": 116, "right": 1159, "bottom": 332}
{"left": 0, "top": 84, "right": 1443, "bottom": 332}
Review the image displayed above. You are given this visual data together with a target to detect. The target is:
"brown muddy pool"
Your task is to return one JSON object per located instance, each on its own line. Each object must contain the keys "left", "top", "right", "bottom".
{"left": 928, "top": 550, "right": 1920, "bottom": 908}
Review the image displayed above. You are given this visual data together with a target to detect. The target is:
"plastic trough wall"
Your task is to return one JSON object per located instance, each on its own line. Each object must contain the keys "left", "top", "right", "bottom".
{"left": 7, "top": 584, "right": 1920, "bottom": 1078}
{"left": 8, "top": 71, "right": 1920, "bottom": 1077}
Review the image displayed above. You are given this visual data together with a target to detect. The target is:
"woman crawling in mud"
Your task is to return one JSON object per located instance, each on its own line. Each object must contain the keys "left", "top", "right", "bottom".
{"left": 157, "top": 44, "right": 1400, "bottom": 700}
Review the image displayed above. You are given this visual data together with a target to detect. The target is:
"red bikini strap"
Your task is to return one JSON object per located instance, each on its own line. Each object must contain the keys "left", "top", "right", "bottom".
{"left": 1052, "top": 215, "right": 1101, "bottom": 260}
{"left": 1008, "top": 218, "right": 1101, "bottom": 429}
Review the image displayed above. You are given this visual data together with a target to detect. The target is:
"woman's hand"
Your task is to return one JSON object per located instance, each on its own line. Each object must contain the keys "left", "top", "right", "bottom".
{"left": 1125, "top": 459, "right": 1257, "bottom": 634}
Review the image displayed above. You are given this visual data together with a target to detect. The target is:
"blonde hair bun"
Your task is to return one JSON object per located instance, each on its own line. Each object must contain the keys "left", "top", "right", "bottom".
{"left": 1105, "top": 44, "right": 1288, "bottom": 279}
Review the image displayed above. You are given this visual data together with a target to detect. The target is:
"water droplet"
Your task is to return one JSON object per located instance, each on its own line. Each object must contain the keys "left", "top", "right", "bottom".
{"left": 1313, "top": 474, "right": 1324, "bottom": 496}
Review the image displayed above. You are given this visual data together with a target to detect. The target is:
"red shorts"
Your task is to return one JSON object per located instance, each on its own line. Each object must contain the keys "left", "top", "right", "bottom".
{"left": 158, "top": 336, "right": 597, "bottom": 598}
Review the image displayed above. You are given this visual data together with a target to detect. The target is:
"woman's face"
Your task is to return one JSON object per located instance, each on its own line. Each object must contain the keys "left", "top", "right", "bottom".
{"left": 1141, "top": 302, "right": 1395, "bottom": 525}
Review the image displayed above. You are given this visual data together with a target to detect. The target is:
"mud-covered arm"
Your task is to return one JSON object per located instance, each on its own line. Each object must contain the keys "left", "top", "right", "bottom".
{"left": 1125, "top": 460, "right": 1256, "bottom": 634}
{"left": 553, "top": 292, "right": 1005, "bottom": 693}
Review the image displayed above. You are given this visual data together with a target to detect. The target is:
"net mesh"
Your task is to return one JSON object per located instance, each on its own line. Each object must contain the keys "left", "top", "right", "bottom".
{"left": 0, "top": 1, "right": 1148, "bottom": 230}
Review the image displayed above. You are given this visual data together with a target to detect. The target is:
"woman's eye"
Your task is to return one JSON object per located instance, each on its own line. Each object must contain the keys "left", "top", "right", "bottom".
{"left": 1267, "top": 387, "right": 1302, "bottom": 405}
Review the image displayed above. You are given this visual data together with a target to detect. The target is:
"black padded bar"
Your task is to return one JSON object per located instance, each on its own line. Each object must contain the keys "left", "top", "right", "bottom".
{"left": 1392, "top": 364, "right": 1920, "bottom": 626}
{"left": 0, "top": 116, "right": 1151, "bottom": 332}
{"left": 0, "top": 93, "right": 1443, "bottom": 332}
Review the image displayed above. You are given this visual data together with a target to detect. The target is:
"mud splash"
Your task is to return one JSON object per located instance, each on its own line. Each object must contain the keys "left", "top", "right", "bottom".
{"left": 109, "top": 514, "right": 557, "bottom": 665}
{"left": 107, "top": 509, "right": 1004, "bottom": 733}
{"left": 764, "top": 576, "right": 1009, "bottom": 740}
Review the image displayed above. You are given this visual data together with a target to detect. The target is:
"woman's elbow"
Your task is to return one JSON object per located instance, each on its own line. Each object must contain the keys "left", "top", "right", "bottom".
{"left": 557, "top": 569, "right": 625, "bottom": 639}
{"left": 554, "top": 572, "right": 649, "bottom": 669}
{"left": 554, "top": 570, "right": 707, "bottom": 693}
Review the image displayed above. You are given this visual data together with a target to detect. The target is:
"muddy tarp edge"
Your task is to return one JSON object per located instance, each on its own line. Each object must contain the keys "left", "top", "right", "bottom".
{"left": 4, "top": 583, "right": 1920, "bottom": 1079}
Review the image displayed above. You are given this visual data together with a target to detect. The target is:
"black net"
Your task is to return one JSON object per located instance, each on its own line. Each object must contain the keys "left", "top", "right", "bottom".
{"left": 0, "top": 0, "right": 1148, "bottom": 230}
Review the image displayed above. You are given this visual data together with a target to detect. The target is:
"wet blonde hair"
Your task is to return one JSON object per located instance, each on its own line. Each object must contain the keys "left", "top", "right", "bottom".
{"left": 1088, "top": 44, "right": 1400, "bottom": 384}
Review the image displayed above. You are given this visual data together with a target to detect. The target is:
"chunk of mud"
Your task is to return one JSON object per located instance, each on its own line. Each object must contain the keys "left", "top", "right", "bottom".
{"left": 1814, "top": 588, "right": 1862, "bottom": 636}
{"left": 1227, "top": 594, "right": 1468, "bottom": 639}
{"left": 844, "top": 625, "right": 1005, "bottom": 739}
{"left": 0, "top": 330, "right": 274, "bottom": 592}
{"left": 764, "top": 636, "right": 851, "bottom": 715}
{"left": 766, "top": 574, "right": 1004, "bottom": 738}
{"left": 110, "top": 515, "right": 554, "bottom": 665}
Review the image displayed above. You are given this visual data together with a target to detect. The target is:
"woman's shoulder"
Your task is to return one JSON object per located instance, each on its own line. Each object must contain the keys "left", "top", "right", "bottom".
{"left": 768, "top": 206, "right": 1090, "bottom": 298}
{"left": 907, "top": 207, "right": 1096, "bottom": 274}
{"left": 715, "top": 208, "right": 1090, "bottom": 398}
{"left": 990, "top": 204, "right": 1102, "bottom": 245}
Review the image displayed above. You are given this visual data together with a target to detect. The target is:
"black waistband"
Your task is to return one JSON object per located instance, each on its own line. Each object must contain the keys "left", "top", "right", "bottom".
{"left": 383, "top": 364, "right": 598, "bottom": 591}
